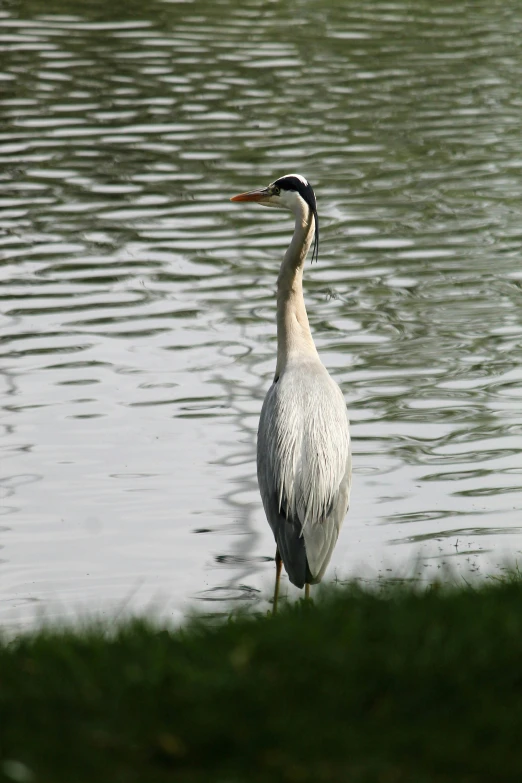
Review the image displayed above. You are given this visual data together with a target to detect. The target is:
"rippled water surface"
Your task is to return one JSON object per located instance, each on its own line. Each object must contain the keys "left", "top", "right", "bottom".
{"left": 2, "top": 0, "right": 522, "bottom": 624}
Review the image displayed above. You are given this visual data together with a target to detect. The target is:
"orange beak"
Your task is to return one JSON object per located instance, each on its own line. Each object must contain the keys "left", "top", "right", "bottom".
{"left": 230, "top": 188, "right": 270, "bottom": 203}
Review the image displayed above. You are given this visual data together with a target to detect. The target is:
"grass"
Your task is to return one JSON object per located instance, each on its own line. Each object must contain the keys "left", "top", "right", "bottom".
{"left": 1, "top": 577, "right": 522, "bottom": 783}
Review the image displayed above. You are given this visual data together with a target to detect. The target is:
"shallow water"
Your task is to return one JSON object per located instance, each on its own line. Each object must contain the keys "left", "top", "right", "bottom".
{"left": 1, "top": 0, "right": 522, "bottom": 624}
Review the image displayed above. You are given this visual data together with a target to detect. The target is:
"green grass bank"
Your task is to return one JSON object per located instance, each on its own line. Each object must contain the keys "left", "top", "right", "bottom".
{"left": 2, "top": 578, "right": 522, "bottom": 783}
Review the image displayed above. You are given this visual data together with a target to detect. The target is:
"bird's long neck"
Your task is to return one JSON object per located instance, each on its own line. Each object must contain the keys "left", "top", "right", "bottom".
{"left": 275, "top": 200, "right": 319, "bottom": 377}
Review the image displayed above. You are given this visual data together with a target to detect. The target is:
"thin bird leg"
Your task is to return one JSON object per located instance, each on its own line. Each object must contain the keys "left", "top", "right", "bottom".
{"left": 273, "top": 549, "right": 282, "bottom": 614}
{"left": 305, "top": 583, "right": 310, "bottom": 601}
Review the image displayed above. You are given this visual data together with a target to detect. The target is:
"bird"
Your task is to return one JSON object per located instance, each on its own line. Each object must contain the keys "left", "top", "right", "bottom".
{"left": 230, "top": 174, "right": 351, "bottom": 612}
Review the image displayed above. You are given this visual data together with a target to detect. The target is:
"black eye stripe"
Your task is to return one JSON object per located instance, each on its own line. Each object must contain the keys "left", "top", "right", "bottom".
{"left": 273, "top": 175, "right": 309, "bottom": 196}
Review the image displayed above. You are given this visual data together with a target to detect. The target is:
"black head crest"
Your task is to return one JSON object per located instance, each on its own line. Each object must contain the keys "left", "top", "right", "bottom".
{"left": 273, "top": 174, "right": 319, "bottom": 264}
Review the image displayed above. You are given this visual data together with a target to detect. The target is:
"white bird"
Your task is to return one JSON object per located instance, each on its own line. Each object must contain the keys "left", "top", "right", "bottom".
{"left": 231, "top": 174, "right": 351, "bottom": 611}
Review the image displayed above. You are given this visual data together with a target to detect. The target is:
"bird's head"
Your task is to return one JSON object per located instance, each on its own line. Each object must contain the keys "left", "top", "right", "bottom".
{"left": 231, "top": 173, "right": 319, "bottom": 263}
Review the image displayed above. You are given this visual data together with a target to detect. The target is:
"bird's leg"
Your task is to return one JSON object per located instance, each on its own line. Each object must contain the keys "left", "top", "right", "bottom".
{"left": 305, "top": 583, "right": 310, "bottom": 601}
{"left": 273, "top": 549, "right": 282, "bottom": 614}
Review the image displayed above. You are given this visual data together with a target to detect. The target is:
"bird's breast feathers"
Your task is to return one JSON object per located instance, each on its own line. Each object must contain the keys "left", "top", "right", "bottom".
{"left": 259, "top": 366, "right": 350, "bottom": 531}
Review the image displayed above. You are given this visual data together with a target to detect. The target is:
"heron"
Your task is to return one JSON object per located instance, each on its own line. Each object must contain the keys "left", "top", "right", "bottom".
{"left": 231, "top": 174, "right": 352, "bottom": 611}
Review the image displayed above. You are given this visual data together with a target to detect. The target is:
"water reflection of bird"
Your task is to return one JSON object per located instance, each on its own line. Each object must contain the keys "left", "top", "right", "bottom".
{"left": 231, "top": 174, "right": 351, "bottom": 611}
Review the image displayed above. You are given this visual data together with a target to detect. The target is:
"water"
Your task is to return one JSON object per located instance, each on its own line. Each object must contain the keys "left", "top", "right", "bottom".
{"left": 1, "top": 0, "right": 521, "bottom": 625}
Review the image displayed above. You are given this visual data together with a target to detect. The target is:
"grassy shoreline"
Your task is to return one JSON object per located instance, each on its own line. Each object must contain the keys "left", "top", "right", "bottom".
{"left": 1, "top": 578, "right": 522, "bottom": 783}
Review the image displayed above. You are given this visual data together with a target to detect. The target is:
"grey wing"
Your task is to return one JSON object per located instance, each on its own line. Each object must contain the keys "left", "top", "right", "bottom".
{"left": 302, "top": 443, "right": 351, "bottom": 583}
{"left": 257, "top": 370, "right": 351, "bottom": 588}
{"left": 257, "top": 428, "right": 309, "bottom": 587}
{"left": 257, "top": 386, "right": 309, "bottom": 588}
